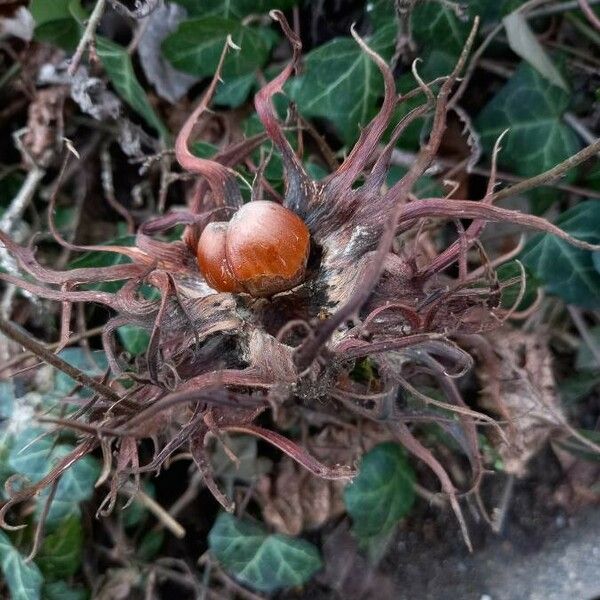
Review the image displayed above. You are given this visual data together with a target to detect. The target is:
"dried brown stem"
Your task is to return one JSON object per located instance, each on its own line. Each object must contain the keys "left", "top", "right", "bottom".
{"left": 0, "top": 317, "right": 120, "bottom": 403}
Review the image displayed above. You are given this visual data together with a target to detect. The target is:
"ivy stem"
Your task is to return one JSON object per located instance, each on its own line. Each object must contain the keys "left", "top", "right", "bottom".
{"left": 0, "top": 317, "right": 120, "bottom": 403}
{"left": 489, "top": 137, "right": 600, "bottom": 203}
{"left": 68, "top": 0, "right": 107, "bottom": 77}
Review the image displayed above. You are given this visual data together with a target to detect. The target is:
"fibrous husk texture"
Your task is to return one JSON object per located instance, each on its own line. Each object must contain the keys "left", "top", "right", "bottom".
{"left": 1, "top": 12, "right": 598, "bottom": 545}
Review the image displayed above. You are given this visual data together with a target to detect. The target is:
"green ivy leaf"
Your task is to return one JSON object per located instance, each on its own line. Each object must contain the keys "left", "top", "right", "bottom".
{"left": 0, "top": 381, "right": 15, "bottom": 419}
{"left": 476, "top": 62, "right": 580, "bottom": 181}
{"left": 343, "top": 442, "right": 415, "bottom": 540}
{"left": 162, "top": 18, "right": 270, "bottom": 78}
{"left": 36, "top": 517, "right": 83, "bottom": 580}
{"left": 496, "top": 260, "right": 539, "bottom": 310}
{"left": 9, "top": 428, "right": 53, "bottom": 482}
{"left": 9, "top": 426, "right": 100, "bottom": 526}
{"left": 214, "top": 72, "right": 256, "bottom": 108}
{"left": 173, "top": 0, "right": 295, "bottom": 18}
{"left": 0, "top": 430, "right": 13, "bottom": 497}
{"left": 30, "top": 0, "right": 71, "bottom": 23}
{"left": 367, "top": 0, "right": 394, "bottom": 29}
{"left": 559, "top": 372, "right": 600, "bottom": 403}
{"left": 37, "top": 448, "right": 101, "bottom": 525}
{"left": 521, "top": 201, "right": 600, "bottom": 308}
{"left": 208, "top": 513, "right": 322, "bottom": 593}
{"left": 412, "top": 3, "right": 472, "bottom": 57}
{"left": 29, "top": 0, "right": 84, "bottom": 53}
{"left": 117, "top": 325, "right": 150, "bottom": 356}
{"left": 575, "top": 325, "right": 600, "bottom": 371}
{"left": 121, "top": 481, "right": 155, "bottom": 528}
{"left": 54, "top": 348, "right": 109, "bottom": 396}
{"left": 0, "top": 531, "right": 43, "bottom": 600}
{"left": 137, "top": 530, "right": 165, "bottom": 561}
{"left": 42, "top": 581, "right": 88, "bottom": 600}
{"left": 33, "top": 19, "right": 80, "bottom": 51}
{"left": 292, "top": 25, "right": 395, "bottom": 144}
{"left": 96, "top": 38, "right": 169, "bottom": 138}
{"left": 68, "top": 234, "right": 135, "bottom": 293}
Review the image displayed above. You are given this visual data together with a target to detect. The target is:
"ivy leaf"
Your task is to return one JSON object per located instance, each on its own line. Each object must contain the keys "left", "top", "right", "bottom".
{"left": 476, "top": 62, "right": 580, "bottom": 181}
{"left": 29, "top": 0, "right": 71, "bottom": 23}
{"left": 36, "top": 517, "right": 83, "bottom": 579}
{"left": 96, "top": 38, "right": 169, "bottom": 138}
{"left": 68, "top": 234, "right": 135, "bottom": 293}
{"left": 53, "top": 348, "right": 109, "bottom": 396}
{"left": 117, "top": 325, "right": 150, "bottom": 356}
{"left": 37, "top": 448, "right": 101, "bottom": 525}
{"left": 496, "top": 260, "right": 539, "bottom": 310}
{"left": 0, "top": 531, "right": 43, "bottom": 600}
{"left": 559, "top": 372, "right": 600, "bottom": 403}
{"left": 503, "top": 12, "right": 568, "bottom": 91}
{"left": 292, "top": 25, "right": 395, "bottom": 144}
{"left": 8, "top": 428, "right": 53, "bottom": 482}
{"left": 343, "top": 442, "right": 415, "bottom": 540}
{"left": 173, "top": 0, "right": 295, "bottom": 19}
{"left": 0, "top": 381, "right": 15, "bottom": 419}
{"left": 412, "top": 3, "right": 472, "bottom": 57}
{"left": 162, "top": 18, "right": 270, "bottom": 78}
{"left": 575, "top": 325, "right": 600, "bottom": 371}
{"left": 214, "top": 72, "right": 256, "bottom": 108}
{"left": 42, "top": 581, "right": 88, "bottom": 600}
{"left": 208, "top": 513, "right": 322, "bottom": 593}
{"left": 9, "top": 426, "right": 100, "bottom": 526}
{"left": 137, "top": 530, "right": 165, "bottom": 561}
{"left": 29, "top": 0, "right": 80, "bottom": 50}
{"left": 367, "top": 0, "right": 394, "bottom": 29}
{"left": 521, "top": 201, "right": 600, "bottom": 308}
{"left": 122, "top": 482, "right": 155, "bottom": 528}
{"left": 33, "top": 18, "right": 80, "bottom": 51}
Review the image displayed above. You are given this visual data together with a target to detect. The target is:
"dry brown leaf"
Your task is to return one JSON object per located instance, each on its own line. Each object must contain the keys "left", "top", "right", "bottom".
{"left": 21, "top": 86, "right": 68, "bottom": 167}
{"left": 478, "top": 327, "right": 563, "bottom": 476}
{"left": 256, "top": 456, "right": 341, "bottom": 535}
{"left": 552, "top": 441, "right": 600, "bottom": 511}
{"left": 256, "top": 422, "right": 390, "bottom": 535}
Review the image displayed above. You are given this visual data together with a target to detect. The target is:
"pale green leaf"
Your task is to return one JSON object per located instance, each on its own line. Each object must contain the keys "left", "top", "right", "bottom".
{"left": 0, "top": 531, "right": 43, "bottom": 600}
{"left": 9, "top": 427, "right": 100, "bottom": 526}
{"left": 412, "top": 3, "right": 472, "bottom": 56}
{"left": 343, "top": 442, "right": 415, "bottom": 540}
{"left": 36, "top": 517, "right": 83, "bottom": 579}
{"left": 476, "top": 62, "right": 580, "bottom": 180}
{"left": 559, "top": 372, "right": 600, "bottom": 403}
{"left": 54, "top": 348, "right": 109, "bottom": 396}
{"left": 214, "top": 72, "right": 256, "bottom": 108}
{"left": 117, "top": 325, "right": 150, "bottom": 356}
{"left": 292, "top": 25, "right": 395, "bottom": 144}
{"left": 8, "top": 428, "right": 53, "bottom": 482}
{"left": 521, "top": 201, "right": 600, "bottom": 308}
{"left": 96, "top": 38, "right": 169, "bottom": 138}
{"left": 209, "top": 513, "right": 322, "bottom": 593}
{"left": 42, "top": 581, "right": 88, "bottom": 600}
{"left": 162, "top": 18, "right": 270, "bottom": 78}
{"left": 575, "top": 325, "right": 600, "bottom": 371}
{"left": 29, "top": 0, "right": 71, "bottom": 24}
{"left": 37, "top": 447, "right": 101, "bottom": 525}
{"left": 503, "top": 12, "right": 568, "bottom": 91}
